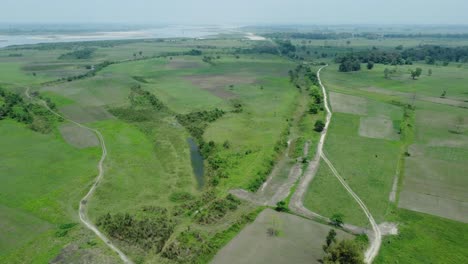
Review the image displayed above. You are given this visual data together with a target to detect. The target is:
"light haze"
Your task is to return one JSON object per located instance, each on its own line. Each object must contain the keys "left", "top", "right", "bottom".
{"left": 2, "top": 0, "right": 468, "bottom": 25}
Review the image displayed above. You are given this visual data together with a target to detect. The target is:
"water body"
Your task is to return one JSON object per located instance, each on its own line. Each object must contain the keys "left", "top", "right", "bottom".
{"left": 187, "top": 138, "right": 204, "bottom": 188}
{"left": 0, "top": 25, "right": 238, "bottom": 48}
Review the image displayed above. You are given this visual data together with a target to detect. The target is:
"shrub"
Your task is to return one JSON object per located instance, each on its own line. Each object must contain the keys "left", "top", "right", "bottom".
{"left": 314, "top": 120, "right": 325, "bottom": 132}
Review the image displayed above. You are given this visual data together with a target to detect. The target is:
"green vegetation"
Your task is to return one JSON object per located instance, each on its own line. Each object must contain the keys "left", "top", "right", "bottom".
{"left": 1, "top": 29, "right": 467, "bottom": 264}
{"left": 58, "top": 48, "right": 95, "bottom": 60}
{"left": 322, "top": 229, "right": 365, "bottom": 264}
{"left": 376, "top": 208, "right": 468, "bottom": 264}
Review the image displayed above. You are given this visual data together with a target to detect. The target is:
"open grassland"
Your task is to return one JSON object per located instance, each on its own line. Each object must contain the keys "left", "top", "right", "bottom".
{"left": 0, "top": 120, "right": 118, "bottom": 263}
{"left": 211, "top": 208, "right": 352, "bottom": 264}
{"left": 87, "top": 116, "right": 198, "bottom": 219}
{"left": 376, "top": 208, "right": 468, "bottom": 264}
{"left": 304, "top": 113, "right": 401, "bottom": 226}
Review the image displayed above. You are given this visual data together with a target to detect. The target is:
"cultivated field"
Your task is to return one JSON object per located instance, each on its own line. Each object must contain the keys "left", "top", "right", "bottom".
{"left": 211, "top": 208, "right": 352, "bottom": 264}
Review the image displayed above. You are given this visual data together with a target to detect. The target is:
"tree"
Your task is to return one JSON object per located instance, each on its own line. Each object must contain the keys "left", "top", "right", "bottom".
{"left": 331, "top": 213, "right": 344, "bottom": 227}
{"left": 425, "top": 56, "right": 435, "bottom": 64}
{"left": 410, "top": 68, "right": 423, "bottom": 79}
{"left": 139, "top": 51, "right": 143, "bottom": 56}
{"left": 323, "top": 229, "right": 337, "bottom": 252}
{"left": 275, "top": 200, "right": 288, "bottom": 212}
{"left": 314, "top": 120, "right": 325, "bottom": 132}
{"left": 384, "top": 68, "right": 390, "bottom": 79}
{"left": 428, "top": 68, "right": 432, "bottom": 76}
{"left": 366, "top": 61, "right": 374, "bottom": 70}
{"left": 309, "top": 104, "right": 319, "bottom": 114}
{"left": 323, "top": 240, "right": 364, "bottom": 264}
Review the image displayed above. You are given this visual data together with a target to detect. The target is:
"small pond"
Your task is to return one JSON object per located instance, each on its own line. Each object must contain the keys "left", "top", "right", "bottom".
{"left": 187, "top": 138, "right": 204, "bottom": 188}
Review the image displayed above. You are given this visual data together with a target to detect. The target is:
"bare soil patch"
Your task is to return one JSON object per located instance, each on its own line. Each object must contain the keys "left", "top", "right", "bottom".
{"left": 59, "top": 104, "right": 114, "bottom": 123}
{"left": 184, "top": 74, "right": 256, "bottom": 99}
{"left": 358, "top": 116, "right": 399, "bottom": 140}
{"left": 399, "top": 144, "right": 468, "bottom": 223}
{"left": 166, "top": 58, "right": 202, "bottom": 69}
{"left": 211, "top": 208, "right": 352, "bottom": 264}
{"left": 329, "top": 92, "right": 367, "bottom": 115}
{"left": 59, "top": 123, "right": 99, "bottom": 149}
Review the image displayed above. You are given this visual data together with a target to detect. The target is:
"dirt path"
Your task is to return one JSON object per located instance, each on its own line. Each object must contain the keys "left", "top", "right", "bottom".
{"left": 25, "top": 88, "right": 133, "bottom": 264}
{"left": 288, "top": 66, "right": 382, "bottom": 263}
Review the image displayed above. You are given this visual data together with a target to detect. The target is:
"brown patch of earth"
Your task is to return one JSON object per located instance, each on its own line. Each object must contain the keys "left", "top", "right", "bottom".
{"left": 166, "top": 58, "right": 202, "bottom": 69}
{"left": 184, "top": 74, "right": 256, "bottom": 99}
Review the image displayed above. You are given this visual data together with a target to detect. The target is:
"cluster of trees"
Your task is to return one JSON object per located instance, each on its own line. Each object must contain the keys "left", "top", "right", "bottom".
{"left": 0, "top": 88, "right": 57, "bottom": 133}
{"left": 96, "top": 209, "right": 174, "bottom": 253}
{"left": 275, "top": 39, "right": 296, "bottom": 56}
{"left": 202, "top": 55, "right": 221, "bottom": 64}
{"left": 289, "top": 64, "right": 319, "bottom": 88}
{"left": 129, "top": 85, "right": 167, "bottom": 111}
{"left": 58, "top": 48, "right": 95, "bottom": 60}
{"left": 172, "top": 191, "right": 240, "bottom": 225}
{"left": 401, "top": 45, "right": 468, "bottom": 63}
{"left": 195, "top": 194, "right": 241, "bottom": 224}
{"left": 309, "top": 87, "right": 323, "bottom": 114}
{"left": 185, "top": 49, "right": 203, "bottom": 56}
{"left": 176, "top": 108, "right": 225, "bottom": 142}
{"left": 162, "top": 209, "right": 259, "bottom": 263}
{"left": 337, "top": 45, "right": 468, "bottom": 72}
{"left": 322, "top": 229, "right": 365, "bottom": 264}
{"left": 235, "top": 45, "right": 278, "bottom": 55}
{"left": 338, "top": 56, "right": 361, "bottom": 72}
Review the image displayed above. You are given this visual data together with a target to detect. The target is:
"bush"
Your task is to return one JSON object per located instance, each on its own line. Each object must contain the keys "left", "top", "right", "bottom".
{"left": 314, "top": 120, "right": 325, "bottom": 132}
{"left": 275, "top": 200, "right": 288, "bottom": 212}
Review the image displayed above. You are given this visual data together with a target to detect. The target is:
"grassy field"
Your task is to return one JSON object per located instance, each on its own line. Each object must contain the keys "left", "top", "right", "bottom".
{"left": 0, "top": 120, "right": 118, "bottom": 263}
{"left": 376, "top": 208, "right": 468, "bottom": 264}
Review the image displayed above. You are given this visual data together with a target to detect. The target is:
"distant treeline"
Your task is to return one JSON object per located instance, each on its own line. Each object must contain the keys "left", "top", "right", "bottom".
{"left": 337, "top": 45, "right": 468, "bottom": 72}
{"left": 58, "top": 48, "right": 95, "bottom": 59}
{"left": 264, "top": 32, "right": 468, "bottom": 40}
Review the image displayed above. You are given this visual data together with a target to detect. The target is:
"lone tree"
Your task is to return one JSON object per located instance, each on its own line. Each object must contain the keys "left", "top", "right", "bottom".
{"left": 323, "top": 229, "right": 337, "bottom": 252}
{"left": 314, "top": 120, "right": 325, "bottom": 132}
{"left": 410, "top": 68, "right": 423, "bottom": 79}
{"left": 331, "top": 213, "right": 344, "bottom": 227}
{"left": 366, "top": 61, "right": 374, "bottom": 70}
{"left": 428, "top": 68, "right": 433, "bottom": 76}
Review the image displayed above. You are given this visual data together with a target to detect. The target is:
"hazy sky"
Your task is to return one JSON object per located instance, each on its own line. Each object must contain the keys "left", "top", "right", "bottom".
{"left": 2, "top": 0, "right": 468, "bottom": 25}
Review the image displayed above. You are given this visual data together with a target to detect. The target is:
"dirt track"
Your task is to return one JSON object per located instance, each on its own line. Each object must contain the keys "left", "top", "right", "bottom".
{"left": 25, "top": 88, "right": 133, "bottom": 264}
{"left": 288, "top": 66, "right": 382, "bottom": 263}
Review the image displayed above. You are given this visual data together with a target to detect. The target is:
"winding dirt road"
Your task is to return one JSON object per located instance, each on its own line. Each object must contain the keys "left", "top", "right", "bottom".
{"left": 25, "top": 88, "right": 133, "bottom": 264}
{"left": 288, "top": 66, "right": 382, "bottom": 263}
